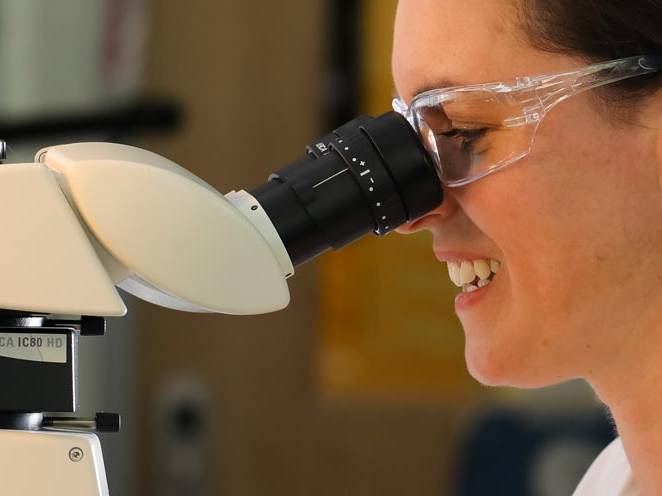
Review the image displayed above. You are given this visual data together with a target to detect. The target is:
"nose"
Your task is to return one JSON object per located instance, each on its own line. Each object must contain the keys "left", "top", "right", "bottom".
{"left": 396, "top": 186, "right": 458, "bottom": 234}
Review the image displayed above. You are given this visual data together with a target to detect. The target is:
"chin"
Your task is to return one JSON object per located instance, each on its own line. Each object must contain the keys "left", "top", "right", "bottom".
{"left": 464, "top": 338, "right": 565, "bottom": 389}
{"left": 465, "top": 346, "right": 513, "bottom": 387}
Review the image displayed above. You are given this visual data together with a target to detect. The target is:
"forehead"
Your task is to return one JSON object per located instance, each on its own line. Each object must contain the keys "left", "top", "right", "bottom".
{"left": 392, "top": 0, "right": 575, "bottom": 102}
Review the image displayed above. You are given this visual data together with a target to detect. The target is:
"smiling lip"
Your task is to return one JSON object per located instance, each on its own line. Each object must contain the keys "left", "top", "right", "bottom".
{"left": 433, "top": 250, "right": 496, "bottom": 263}
{"left": 454, "top": 282, "right": 491, "bottom": 310}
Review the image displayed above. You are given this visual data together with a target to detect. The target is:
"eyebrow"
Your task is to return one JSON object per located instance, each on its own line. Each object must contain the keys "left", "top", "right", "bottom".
{"left": 414, "top": 78, "right": 459, "bottom": 95}
{"left": 398, "top": 77, "right": 462, "bottom": 103}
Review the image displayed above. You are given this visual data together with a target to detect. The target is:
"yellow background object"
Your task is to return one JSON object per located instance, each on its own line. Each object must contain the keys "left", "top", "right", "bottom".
{"left": 318, "top": 0, "right": 480, "bottom": 399}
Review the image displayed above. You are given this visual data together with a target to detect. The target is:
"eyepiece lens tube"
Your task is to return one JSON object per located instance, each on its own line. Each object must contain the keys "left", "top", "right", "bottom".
{"left": 250, "top": 111, "right": 443, "bottom": 267}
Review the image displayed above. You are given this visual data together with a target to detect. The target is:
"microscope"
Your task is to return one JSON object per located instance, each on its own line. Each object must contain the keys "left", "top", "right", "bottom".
{"left": 0, "top": 111, "right": 442, "bottom": 494}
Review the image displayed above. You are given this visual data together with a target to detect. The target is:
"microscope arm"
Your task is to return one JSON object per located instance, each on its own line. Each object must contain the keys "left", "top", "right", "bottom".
{"left": 0, "top": 142, "right": 293, "bottom": 317}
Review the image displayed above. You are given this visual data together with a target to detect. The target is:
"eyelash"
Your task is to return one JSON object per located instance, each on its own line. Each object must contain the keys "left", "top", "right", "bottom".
{"left": 440, "top": 127, "right": 488, "bottom": 149}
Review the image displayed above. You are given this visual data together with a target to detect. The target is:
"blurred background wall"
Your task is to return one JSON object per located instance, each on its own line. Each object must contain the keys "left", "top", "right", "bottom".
{"left": 0, "top": 1, "right": 616, "bottom": 495}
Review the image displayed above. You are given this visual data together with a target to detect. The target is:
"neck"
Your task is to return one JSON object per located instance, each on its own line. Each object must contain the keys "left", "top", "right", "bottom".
{"left": 588, "top": 308, "right": 662, "bottom": 496}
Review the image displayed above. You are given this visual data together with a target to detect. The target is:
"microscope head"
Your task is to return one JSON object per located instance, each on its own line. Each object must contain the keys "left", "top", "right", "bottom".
{"left": 35, "top": 143, "right": 291, "bottom": 315}
{"left": 0, "top": 140, "right": 291, "bottom": 316}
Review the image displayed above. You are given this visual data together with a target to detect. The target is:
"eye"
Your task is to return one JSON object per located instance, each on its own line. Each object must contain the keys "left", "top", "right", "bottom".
{"left": 441, "top": 127, "right": 489, "bottom": 148}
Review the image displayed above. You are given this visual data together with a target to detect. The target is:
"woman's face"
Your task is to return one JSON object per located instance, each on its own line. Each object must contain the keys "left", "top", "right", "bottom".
{"left": 393, "top": 0, "right": 662, "bottom": 388}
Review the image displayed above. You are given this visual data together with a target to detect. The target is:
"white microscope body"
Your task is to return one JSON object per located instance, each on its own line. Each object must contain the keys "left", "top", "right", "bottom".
{"left": 0, "top": 143, "right": 294, "bottom": 495}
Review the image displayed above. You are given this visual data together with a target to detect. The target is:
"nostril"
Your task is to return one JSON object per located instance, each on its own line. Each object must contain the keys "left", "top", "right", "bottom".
{"left": 395, "top": 223, "right": 413, "bottom": 234}
{"left": 429, "top": 192, "right": 457, "bottom": 223}
{"left": 395, "top": 220, "right": 418, "bottom": 234}
{"left": 396, "top": 214, "right": 431, "bottom": 233}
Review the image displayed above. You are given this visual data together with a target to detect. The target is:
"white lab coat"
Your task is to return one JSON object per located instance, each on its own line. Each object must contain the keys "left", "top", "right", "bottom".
{"left": 572, "top": 437, "right": 638, "bottom": 496}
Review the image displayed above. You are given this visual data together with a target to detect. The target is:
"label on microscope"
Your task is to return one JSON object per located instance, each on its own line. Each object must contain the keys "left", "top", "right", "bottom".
{"left": 0, "top": 333, "right": 66, "bottom": 363}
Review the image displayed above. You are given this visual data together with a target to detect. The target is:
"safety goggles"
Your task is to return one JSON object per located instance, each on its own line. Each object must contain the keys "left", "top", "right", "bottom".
{"left": 393, "top": 55, "right": 662, "bottom": 187}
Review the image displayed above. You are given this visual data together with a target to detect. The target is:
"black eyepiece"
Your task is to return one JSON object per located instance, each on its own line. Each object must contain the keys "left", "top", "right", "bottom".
{"left": 250, "top": 111, "right": 443, "bottom": 266}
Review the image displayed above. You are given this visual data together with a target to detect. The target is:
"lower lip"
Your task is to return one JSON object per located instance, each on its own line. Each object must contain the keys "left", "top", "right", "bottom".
{"left": 454, "top": 280, "right": 493, "bottom": 311}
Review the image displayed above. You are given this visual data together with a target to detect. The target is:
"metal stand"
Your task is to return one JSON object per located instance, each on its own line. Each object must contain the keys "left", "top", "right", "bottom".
{"left": 0, "top": 312, "right": 120, "bottom": 495}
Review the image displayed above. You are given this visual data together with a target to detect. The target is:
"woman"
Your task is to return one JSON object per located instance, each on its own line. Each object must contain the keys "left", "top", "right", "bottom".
{"left": 392, "top": 1, "right": 662, "bottom": 494}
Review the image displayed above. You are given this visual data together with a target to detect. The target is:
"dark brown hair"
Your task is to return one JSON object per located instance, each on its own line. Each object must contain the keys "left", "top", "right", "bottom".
{"left": 517, "top": 0, "right": 662, "bottom": 119}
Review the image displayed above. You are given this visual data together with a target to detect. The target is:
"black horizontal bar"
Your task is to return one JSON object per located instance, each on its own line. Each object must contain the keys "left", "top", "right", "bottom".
{"left": 0, "top": 98, "right": 183, "bottom": 142}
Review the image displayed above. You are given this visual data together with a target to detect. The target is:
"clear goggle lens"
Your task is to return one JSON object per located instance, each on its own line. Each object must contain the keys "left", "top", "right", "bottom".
{"left": 409, "top": 90, "right": 539, "bottom": 186}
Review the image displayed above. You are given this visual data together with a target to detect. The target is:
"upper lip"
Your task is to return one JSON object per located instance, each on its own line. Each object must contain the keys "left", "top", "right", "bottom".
{"left": 433, "top": 248, "right": 498, "bottom": 264}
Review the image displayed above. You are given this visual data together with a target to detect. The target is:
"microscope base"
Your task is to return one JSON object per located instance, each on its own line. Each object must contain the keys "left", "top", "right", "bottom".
{"left": 0, "top": 429, "right": 109, "bottom": 495}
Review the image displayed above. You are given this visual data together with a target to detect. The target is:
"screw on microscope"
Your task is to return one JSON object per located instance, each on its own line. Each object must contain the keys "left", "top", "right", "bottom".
{"left": 69, "top": 447, "right": 84, "bottom": 462}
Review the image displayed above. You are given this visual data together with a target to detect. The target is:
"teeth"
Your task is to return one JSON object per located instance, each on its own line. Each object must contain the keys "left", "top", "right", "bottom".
{"left": 447, "top": 262, "right": 462, "bottom": 286}
{"left": 473, "top": 259, "right": 491, "bottom": 280}
{"left": 459, "top": 261, "right": 476, "bottom": 285}
{"left": 445, "top": 258, "right": 501, "bottom": 289}
{"left": 490, "top": 259, "right": 501, "bottom": 273}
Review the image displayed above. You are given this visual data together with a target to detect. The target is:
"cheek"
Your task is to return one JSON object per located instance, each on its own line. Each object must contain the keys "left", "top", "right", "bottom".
{"left": 455, "top": 106, "right": 654, "bottom": 384}
{"left": 475, "top": 101, "right": 643, "bottom": 290}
